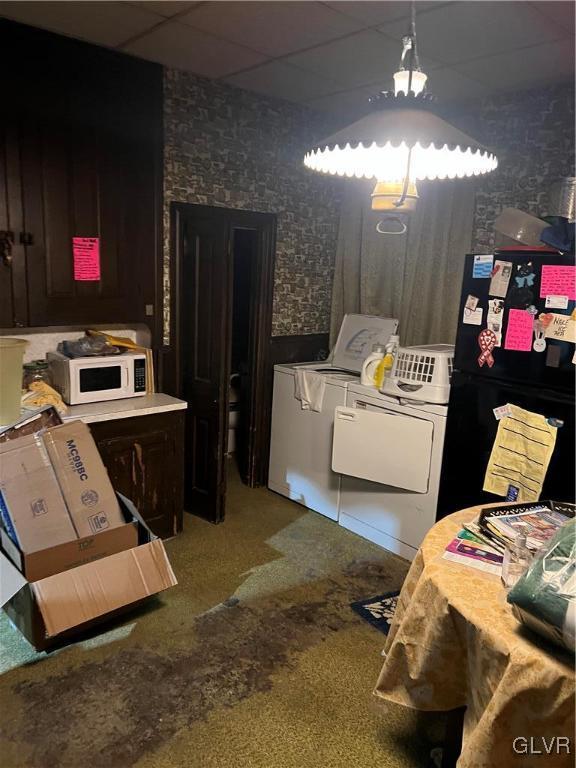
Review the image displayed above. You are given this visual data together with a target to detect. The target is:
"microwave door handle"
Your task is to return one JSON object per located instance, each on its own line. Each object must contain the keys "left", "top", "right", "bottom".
{"left": 122, "top": 365, "right": 129, "bottom": 390}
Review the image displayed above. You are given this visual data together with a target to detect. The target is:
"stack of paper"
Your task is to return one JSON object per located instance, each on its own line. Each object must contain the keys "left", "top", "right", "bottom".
{"left": 482, "top": 508, "right": 569, "bottom": 552}
{"left": 442, "top": 528, "right": 504, "bottom": 575}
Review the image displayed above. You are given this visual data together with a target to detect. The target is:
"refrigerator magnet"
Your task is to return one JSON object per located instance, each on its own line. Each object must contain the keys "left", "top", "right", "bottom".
{"left": 478, "top": 329, "right": 497, "bottom": 367}
{"left": 465, "top": 295, "right": 479, "bottom": 311}
{"left": 546, "top": 345, "right": 561, "bottom": 368}
{"left": 506, "top": 485, "right": 519, "bottom": 502}
{"left": 514, "top": 262, "right": 535, "bottom": 288}
{"left": 533, "top": 318, "right": 546, "bottom": 352}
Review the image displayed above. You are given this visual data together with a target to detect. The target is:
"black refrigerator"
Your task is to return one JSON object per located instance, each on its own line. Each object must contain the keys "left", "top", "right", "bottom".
{"left": 437, "top": 248, "right": 575, "bottom": 518}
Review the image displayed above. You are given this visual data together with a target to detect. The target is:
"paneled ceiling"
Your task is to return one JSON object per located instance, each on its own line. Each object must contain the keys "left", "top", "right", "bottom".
{"left": 0, "top": 1, "right": 573, "bottom": 118}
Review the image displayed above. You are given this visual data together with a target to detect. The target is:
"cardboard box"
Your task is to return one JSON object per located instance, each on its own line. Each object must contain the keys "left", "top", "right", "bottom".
{"left": 0, "top": 495, "right": 177, "bottom": 650}
{"left": 0, "top": 434, "right": 77, "bottom": 553}
{"left": 42, "top": 421, "right": 124, "bottom": 537}
{"left": 0, "top": 519, "right": 138, "bottom": 582}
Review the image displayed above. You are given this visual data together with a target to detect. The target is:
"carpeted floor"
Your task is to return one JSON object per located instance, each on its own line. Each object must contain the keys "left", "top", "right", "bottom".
{"left": 0, "top": 466, "right": 444, "bottom": 768}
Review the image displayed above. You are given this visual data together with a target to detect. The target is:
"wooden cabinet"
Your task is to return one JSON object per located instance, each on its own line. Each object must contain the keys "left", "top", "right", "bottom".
{"left": 0, "top": 19, "right": 162, "bottom": 331}
{"left": 89, "top": 411, "right": 185, "bottom": 539}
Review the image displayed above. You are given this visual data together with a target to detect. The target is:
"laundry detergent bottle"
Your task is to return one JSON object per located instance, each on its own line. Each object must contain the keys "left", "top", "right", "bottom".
{"left": 360, "top": 344, "right": 385, "bottom": 387}
{"left": 376, "top": 335, "right": 399, "bottom": 390}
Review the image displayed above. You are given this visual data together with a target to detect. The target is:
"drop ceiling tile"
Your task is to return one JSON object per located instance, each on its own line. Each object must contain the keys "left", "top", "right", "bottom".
{"left": 531, "top": 1, "right": 575, "bottom": 38}
{"left": 425, "top": 67, "right": 490, "bottom": 102}
{"left": 284, "top": 29, "right": 405, "bottom": 89}
{"left": 455, "top": 38, "right": 575, "bottom": 91}
{"left": 180, "top": 1, "right": 364, "bottom": 57}
{"left": 125, "top": 1, "right": 200, "bottom": 18}
{"left": 224, "top": 60, "right": 341, "bottom": 103}
{"left": 379, "top": 1, "right": 563, "bottom": 65}
{"left": 325, "top": 1, "right": 449, "bottom": 27}
{"left": 124, "top": 21, "right": 268, "bottom": 77}
{"left": 305, "top": 87, "right": 376, "bottom": 121}
{"left": 0, "top": 1, "right": 163, "bottom": 47}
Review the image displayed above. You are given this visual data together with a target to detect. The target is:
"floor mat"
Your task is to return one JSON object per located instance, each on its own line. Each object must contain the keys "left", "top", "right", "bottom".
{"left": 350, "top": 590, "right": 401, "bottom": 635}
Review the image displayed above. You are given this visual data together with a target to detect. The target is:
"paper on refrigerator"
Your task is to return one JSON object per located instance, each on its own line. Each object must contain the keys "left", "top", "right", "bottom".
{"left": 489, "top": 260, "right": 513, "bottom": 298}
{"left": 483, "top": 404, "right": 558, "bottom": 503}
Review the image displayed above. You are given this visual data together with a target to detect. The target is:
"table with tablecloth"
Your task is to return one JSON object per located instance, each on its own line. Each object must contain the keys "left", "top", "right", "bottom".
{"left": 374, "top": 506, "right": 575, "bottom": 768}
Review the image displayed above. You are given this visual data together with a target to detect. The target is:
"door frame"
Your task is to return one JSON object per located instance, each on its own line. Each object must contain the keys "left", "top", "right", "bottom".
{"left": 168, "top": 202, "right": 277, "bottom": 499}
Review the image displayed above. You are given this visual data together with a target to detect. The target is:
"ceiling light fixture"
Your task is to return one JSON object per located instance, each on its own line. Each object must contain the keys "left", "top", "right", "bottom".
{"left": 304, "top": 1, "right": 498, "bottom": 234}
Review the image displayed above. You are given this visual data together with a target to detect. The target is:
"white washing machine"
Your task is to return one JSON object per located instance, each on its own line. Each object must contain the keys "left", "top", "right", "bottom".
{"left": 268, "top": 314, "right": 398, "bottom": 520}
{"left": 332, "top": 382, "right": 448, "bottom": 560}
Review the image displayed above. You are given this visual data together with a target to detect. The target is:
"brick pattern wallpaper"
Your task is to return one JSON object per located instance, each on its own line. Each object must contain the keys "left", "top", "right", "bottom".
{"left": 163, "top": 68, "right": 341, "bottom": 343}
{"left": 163, "top": 71, "right": 574, "bottom": 344}
{"left": 449, "top": 82, "right": 575, "bottom": 252}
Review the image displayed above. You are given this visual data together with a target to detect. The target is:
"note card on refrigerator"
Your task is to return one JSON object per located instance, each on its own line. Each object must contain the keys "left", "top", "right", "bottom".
{"left": 472, "top": 254, "right": 493, "bottom": 278}
{"left": 483, "top": 404, "right": 557, "bottom": 502}
{"left": 504, "top": 309, "right": 533, "bottom": 351}
{"left": 540, "top": 265, "right": 576, "bottom": 300}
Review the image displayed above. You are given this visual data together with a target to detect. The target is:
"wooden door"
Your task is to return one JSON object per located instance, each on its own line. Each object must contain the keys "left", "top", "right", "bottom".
{"left": 227, "top": 219, "right": 276, "bottom": 488}
{"left": 180, "top": 209, "right": 232, "bottom": 523}
{"left": 169, "top": 204, "right": 276, "bottom": 521}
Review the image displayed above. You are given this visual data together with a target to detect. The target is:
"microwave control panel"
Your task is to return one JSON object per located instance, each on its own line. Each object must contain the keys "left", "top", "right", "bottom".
{"left": 134, "top": 358, "right": 147, "bottom": 393}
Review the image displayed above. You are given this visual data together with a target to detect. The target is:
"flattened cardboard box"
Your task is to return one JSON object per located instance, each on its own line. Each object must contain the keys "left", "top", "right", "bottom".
{"left": 0, "top": 434, "right": 77, "bottom": 552}
{"left": 42, "top": 420, "right": 124, "bottom": 537}
{"left": 0, "top": 495, "right": 177, "bottom": 650}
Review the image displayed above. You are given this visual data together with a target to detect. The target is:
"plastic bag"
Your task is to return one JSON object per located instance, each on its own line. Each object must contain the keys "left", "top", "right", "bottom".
{"left": 57, "top": 334, "right": 121, "bottom": 358}
{"left": 507, "top": 518, "right": 575, "bottom": 651}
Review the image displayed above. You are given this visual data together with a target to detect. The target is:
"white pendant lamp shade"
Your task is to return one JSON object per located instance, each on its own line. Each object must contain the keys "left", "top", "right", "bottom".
{"left": 304, "top": 108, "right": 498, "bottom": 183}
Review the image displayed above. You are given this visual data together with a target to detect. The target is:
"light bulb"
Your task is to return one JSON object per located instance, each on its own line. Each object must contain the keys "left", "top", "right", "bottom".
{"left": 393, "top": 70, "right": 427, "bottom": 96}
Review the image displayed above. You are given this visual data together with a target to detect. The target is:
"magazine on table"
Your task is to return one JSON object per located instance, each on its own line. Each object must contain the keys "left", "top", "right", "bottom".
{"left": 484, "top": 509, "right": 569, "bottom": 551}
{"left": 442, "top": 537, "right": 504, "bottom": 575}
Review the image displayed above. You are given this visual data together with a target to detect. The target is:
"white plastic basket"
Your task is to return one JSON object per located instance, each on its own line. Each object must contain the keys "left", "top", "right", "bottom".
{"left": 381, "top": 344, "right": 455, "bottom": 404}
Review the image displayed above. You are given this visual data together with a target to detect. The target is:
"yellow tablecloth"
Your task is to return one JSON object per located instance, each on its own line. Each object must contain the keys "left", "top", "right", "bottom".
{"left": 374, "top": 507, "right": 575, "bottom": 768}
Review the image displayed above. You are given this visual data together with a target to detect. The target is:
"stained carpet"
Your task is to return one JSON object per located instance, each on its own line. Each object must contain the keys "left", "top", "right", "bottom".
{"left": 0, "top": 466, "right": 444, "bottom": 767}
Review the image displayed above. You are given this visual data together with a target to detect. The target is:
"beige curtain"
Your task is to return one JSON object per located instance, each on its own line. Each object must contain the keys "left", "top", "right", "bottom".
{"left": 330, "top": 179, "right": 475, "bottom": 347}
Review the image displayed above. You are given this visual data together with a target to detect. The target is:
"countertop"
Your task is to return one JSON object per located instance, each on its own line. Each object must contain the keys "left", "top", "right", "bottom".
{"left": 61, "top": 393, "right": 187, "bottom": 424}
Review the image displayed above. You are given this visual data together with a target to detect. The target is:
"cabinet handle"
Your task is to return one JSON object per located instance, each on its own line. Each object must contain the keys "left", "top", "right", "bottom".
{"left": 0, "top": 230, "right": 14, "bottom": 266}
{"left": 19, "top": 232, "right": 34, "bottom": 246}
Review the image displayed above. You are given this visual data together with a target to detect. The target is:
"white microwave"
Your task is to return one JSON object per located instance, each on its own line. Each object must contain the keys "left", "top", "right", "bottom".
{"left": 47, "top": 351, "right": 148, "bottom": 405}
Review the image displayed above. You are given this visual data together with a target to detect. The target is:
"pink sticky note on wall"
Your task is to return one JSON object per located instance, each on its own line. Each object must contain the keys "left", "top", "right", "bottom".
{"left": 540, "top": 265, "right": 576, "bottom": 300}
{"left": 73, "top": 237, "right": 100, "bottom": 281}
{"left": 504, "top": 309, "right": 534, "bottom": 352}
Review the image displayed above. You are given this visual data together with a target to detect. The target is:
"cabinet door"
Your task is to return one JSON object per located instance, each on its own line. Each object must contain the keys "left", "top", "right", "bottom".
{"left": 0, "top": 19, "right": 162, "bottom": 329}
{"left": 20, "top": 116, "right": 137, "bottom": 327}
{"left": 91, "top": 413, "right": 184, "bottom": 539}
{"left": 0, "top": 123, "right": 27, "bottom": 327}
